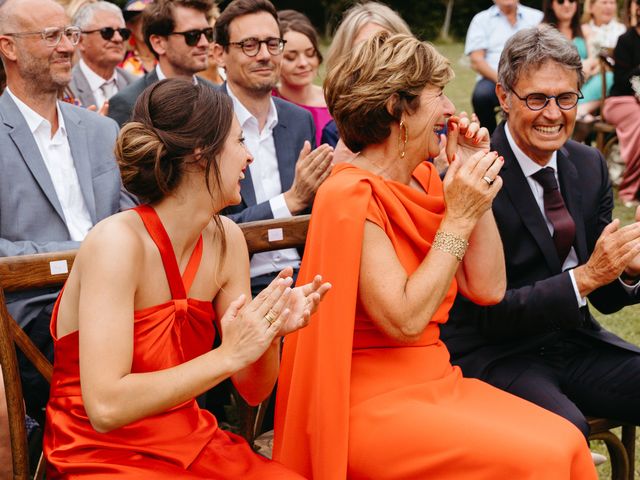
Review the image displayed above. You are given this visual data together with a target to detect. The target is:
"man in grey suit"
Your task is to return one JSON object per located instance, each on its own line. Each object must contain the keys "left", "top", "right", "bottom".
{"left": 0, "top": 0, "right": 135, "bottom": 436}
{"left": 69, "top": 1, "right": 136, "bottom": 109}
{"left": 108, "top": 0, "right": 214, "bottom": 126}
{"left": 214, "top": 0, "right": 333, "bottom": 295}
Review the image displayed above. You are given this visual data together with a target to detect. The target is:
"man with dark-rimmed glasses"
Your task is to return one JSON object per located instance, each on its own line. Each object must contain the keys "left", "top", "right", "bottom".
{"left": 213, "top": 0, "right": 333, "bottom": 296}
{"left": 442, "top": 25, "right": 640, "bottom": 449}
{"left": 108, "top": 0, "right": 216, "bottom": 126}
{"left": 0, "top": 0, "right": 136, "bottom": 474}
{"left": 69, "top": 1, "right": 137, "bottom": 111}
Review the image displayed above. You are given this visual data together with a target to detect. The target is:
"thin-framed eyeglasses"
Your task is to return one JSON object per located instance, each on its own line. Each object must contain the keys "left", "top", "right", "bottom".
{"left": 510, "top": 88, "right": 584, "bottom": 111}
{"left": 169, "top": 27, "right": 214, "bottom": 47}
{"left": 2, "top": 26, "right": 82, "bottom": 47}
{"left": 227, "top": 37, "right": 286, "bottom": 57}
{"left": 82, "top": 27, "right": 131, "bottom": 41}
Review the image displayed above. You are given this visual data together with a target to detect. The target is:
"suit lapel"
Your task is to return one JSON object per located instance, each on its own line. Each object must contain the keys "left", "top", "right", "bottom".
{"left": 61, "top": 104, "right": 97, "bottom": 223}
{"left": 273, "top": 100, "right": 294, "bottom": 191}
{"left": 493, "top": 124, "right": 563, "bottom": 272}
{"left": 557, "top": 147, "right": 587, "bottom": 262}
{"left": 1, "top": 94, "right": 66, "bottom": 222}
{"left": 72, "top": 67, "right": 97, "bottom": 107}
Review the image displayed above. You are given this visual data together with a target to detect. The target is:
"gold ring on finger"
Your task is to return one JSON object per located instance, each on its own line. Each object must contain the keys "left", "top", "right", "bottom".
{"left": 482, "top": 176, "right": 494, "bottom": 186}
{"left": 263, "top": 310, "right": 277, "bottom": 326}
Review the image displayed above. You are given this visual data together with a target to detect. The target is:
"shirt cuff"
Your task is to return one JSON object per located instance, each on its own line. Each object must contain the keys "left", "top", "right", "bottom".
{"left": 269, "top": 194, "right": 293, "bottom": 219}
{"left": 617, "top": 275, "right": 640, "bottom": 293}
{"left": 568, "top": 269, "right": 587, "bottom": 307}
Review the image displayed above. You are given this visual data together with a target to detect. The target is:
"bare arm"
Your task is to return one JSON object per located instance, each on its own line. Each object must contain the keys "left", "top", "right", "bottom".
{"left": 469, "top": 50, "right": 498, "bottom": 83}
{"left": 359, "top": 148, "right": 503, "bottom": 343}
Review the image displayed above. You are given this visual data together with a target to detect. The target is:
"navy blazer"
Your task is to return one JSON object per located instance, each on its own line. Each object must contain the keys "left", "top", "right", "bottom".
{"left": 221, "top": 84, "right": 316, "bottom": 223}
{"left": 441, "top": 122, "right": 640, "bottom": 379}
{"left": 107, "top": 69, "right": 159, "bottom": 127}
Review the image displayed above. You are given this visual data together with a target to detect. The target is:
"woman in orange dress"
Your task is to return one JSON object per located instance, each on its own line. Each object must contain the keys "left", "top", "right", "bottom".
{"left": 43, "top": 79, "right": 330, "bottom": 479}
{"left": 273, "top": 33, "right": 597, "bottom": 480}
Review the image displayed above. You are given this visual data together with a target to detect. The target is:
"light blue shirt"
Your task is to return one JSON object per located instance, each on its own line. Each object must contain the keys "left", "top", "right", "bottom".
{"left": 465, "top": 4, "right": 543, "bottom": 79}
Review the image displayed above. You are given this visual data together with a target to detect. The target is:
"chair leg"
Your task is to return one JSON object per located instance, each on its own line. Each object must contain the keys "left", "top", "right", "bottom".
{"left": 621, "top": 425, "right": 635, "bottom": 480}
{"left": 591, "top": 431, "right": 630, "bottom": 480}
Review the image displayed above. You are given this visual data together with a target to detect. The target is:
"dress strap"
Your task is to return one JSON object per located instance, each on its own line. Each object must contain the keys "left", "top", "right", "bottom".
{"left": 133, "top": 205, "right": 203, "bottom": 299}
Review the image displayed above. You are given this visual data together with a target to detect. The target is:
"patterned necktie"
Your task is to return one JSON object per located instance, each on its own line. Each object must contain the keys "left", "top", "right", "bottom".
{"left": 531, "top": 167, "right": 576, "bottom": 263}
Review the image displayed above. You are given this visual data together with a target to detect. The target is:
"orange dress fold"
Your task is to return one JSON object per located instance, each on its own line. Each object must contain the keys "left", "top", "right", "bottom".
{"left": 44, "top": 205, "right": 303, "bottom": 479}
{"left": 274, "top": 162, "right": 596, "bottom": 479}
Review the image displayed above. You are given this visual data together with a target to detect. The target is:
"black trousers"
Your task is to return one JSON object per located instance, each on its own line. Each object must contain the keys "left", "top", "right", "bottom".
{"left": 18, "top": 301, "right": 55, "bottom": 424}
{"left": 483, "top": 336, "right": 640, "bottom": 439}
{"left": 471, "top": 78, "right": 500, "bottom": 135}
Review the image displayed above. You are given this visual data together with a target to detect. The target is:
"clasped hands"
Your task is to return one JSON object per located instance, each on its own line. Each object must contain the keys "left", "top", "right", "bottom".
{"left": 439, "top": 113, "right": 504, "bottom": 229}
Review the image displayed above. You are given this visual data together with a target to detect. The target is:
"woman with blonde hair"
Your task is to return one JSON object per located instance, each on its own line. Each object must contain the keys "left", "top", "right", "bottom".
{"left": 273, "top": 33, "right": 596, "bottom": 480}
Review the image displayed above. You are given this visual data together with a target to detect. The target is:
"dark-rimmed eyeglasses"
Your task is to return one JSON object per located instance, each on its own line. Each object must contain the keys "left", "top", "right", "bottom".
{"left": 82, "top": 27, "right": 131, "bottom": 41}
{"left": 227, "top": 37, "right": 286, "bottom": 57}
{"left": 556, "top": 0, "right": 577, "bottom": 5}
{"left": 510, "top": 88, "right": 583, "bottom": 111}
{"left": 169, "top": 28, "right": 214, "bottom": 47}
{"left": 2, "top": 26, "right": 81, "bottom": 47}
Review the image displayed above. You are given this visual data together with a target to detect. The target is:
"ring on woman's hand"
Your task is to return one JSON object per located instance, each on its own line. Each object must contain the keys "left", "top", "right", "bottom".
{"left": 263, "top": 310, "right": 277, "bottom": 326}
{"left": 482, "top": 176, "right": 494, "bottom": 186}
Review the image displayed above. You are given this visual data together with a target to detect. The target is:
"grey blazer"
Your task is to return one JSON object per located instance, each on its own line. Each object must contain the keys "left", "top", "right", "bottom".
{"left": 0, "top": 92, "right": 136, "bottom": 328}
{"left": 221, "top": 84, "right": 316, "bottom": 224}
{"left": 69, "top": 64, "right": 137, "bottom": 108}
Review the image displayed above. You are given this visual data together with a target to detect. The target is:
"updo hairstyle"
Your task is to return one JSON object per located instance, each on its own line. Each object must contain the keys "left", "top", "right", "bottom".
{"left": 116, "top": 78, "right": 234, "bottom": 204}
{"left": 324, "top": 32, "right": 453, "bottom": 153}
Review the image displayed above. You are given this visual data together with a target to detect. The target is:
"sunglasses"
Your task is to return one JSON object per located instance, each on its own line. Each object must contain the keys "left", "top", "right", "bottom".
{"left": 82, "top": 27, "right": 132, "bottom": 41}
{"left": 555, "top": 0, "right": 577, "bottom": 4}
{"left": 169, "top": 27, "right": 214, "bottom": 47}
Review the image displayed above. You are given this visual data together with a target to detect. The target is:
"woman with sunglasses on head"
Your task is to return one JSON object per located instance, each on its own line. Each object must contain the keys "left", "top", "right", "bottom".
{"left": 272, "top": 10, "right": 331, "bottom": 147}
{"left": 603, "top": 0, "right": 640, "bottom": 206}
{"left": 43, "top": 79, "right": 329, "bottom": 478}
{"left": 69, "top": 1, "right": 137, "bottom": 112}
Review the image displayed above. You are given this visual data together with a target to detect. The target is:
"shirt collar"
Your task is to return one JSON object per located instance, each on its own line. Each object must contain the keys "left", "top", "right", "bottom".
{"left": 505, "top": 121, "right": 557, "bottom": 177}
{"left": 78, "top": 59, "right": 117, "bottom": 91}
{"left": 5, "top": 87, "right": 67, "bottom": 137}
{"left": 489, "top": 3, "right": 524, "bottom": 18}
{"left": 226, "top": 82, "right": 278, "bottom": 132}
{"left": 155, "top": 64, "right": 198, "bottom": 85}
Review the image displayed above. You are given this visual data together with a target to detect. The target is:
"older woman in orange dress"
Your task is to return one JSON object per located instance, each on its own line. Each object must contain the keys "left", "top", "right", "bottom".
{"left": 273, "top": 33, "right": 597, "bottom": 480}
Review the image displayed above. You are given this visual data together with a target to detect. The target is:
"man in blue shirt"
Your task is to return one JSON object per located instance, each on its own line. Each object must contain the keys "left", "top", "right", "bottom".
{"left": 466, "top": 0, "right": 542, "bottom": 133}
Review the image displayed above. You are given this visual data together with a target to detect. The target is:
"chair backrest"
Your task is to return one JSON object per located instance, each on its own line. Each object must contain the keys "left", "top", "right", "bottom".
{"left": 0, "top": 214, "right": 310, "bottom": 479}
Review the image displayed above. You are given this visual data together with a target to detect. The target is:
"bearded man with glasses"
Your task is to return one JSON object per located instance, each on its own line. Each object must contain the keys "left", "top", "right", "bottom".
{"left": 442, "top": 26, "right": 640, "bottom": 447}
{"left": 0, "top": 0, "right": 136, "bottom": 474}
{"left": 108, "top": 0, "right": 216, "bottom": 127}
{"left": 69, "top": 1, "right": 137, "bottom": 111}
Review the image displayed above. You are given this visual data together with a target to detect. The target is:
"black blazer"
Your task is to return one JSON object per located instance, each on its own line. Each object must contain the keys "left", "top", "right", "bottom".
{"left": 441, "top": 122, "right": 640, "bottom": 379}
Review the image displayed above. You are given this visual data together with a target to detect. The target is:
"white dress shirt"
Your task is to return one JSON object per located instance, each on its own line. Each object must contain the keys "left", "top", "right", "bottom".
{"left": 504, "top": 122, "right": 586, "bottom": 307}
{"left": 78, "top": 59, "right": 118, "bottom": 106}
{"left": 226, "top": 84, "right": 301, "bottom": 278}
{"left": 6, "top": 88, "right": 93, "bottom": 241}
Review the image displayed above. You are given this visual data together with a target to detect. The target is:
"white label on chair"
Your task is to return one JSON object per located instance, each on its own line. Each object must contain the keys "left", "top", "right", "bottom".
{"left": 268, "top": 228, "right": 284, "bottom": 242}
{"left": 50, "top": 260, "right": 69, "bottom": 275}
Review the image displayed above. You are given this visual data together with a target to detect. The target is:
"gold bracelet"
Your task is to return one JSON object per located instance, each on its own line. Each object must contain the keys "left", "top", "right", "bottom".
{"left": 432, "top": 230, "right": 469, "bottom": 262}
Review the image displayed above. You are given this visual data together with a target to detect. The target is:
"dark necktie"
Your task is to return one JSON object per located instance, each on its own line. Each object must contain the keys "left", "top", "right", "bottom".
{"left": 531, "top": 167, "right": 576, "bottom": 264}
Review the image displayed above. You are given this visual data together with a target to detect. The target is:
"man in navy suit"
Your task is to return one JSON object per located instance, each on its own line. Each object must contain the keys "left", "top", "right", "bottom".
{"left": 213, "top": 0, "right": 333, "bottom": 295}
{"left": 108, "top": 0, "right": 214, "bottom": 126}
{"left": 442, "top": 26, "right": 640, "bottom": 440}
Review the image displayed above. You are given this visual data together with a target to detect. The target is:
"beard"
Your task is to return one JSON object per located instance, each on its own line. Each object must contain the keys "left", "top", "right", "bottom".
{"left": 17, "top": 46, "right": 71, "bottom": 93}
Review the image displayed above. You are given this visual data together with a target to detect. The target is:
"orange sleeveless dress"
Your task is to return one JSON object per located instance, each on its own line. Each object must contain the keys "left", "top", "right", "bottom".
{"left": 44, "top": 205, "right": 303, "bottom": 479}
{"left": 274, "top": 163, "right": 597, "bottom": 479}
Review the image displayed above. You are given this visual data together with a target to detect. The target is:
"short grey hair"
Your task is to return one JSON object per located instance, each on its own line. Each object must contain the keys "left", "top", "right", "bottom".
{"left": 498, "top": 25, "right": 585, "bottom": 92}
{"left": 72, "top": 1, "right": 124, "bottom": 29}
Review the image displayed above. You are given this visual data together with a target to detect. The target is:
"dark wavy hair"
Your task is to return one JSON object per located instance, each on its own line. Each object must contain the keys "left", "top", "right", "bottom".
{"left": 542, "top": 0, "right": 584, "bottom": 39}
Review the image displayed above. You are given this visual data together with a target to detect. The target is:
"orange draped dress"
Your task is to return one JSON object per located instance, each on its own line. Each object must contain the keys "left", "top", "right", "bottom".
{"left": 44, "top": 205, "right": 303, "bottom": 479}
{"left": 273, "top": 162, "right": 596, "bottom": 479}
